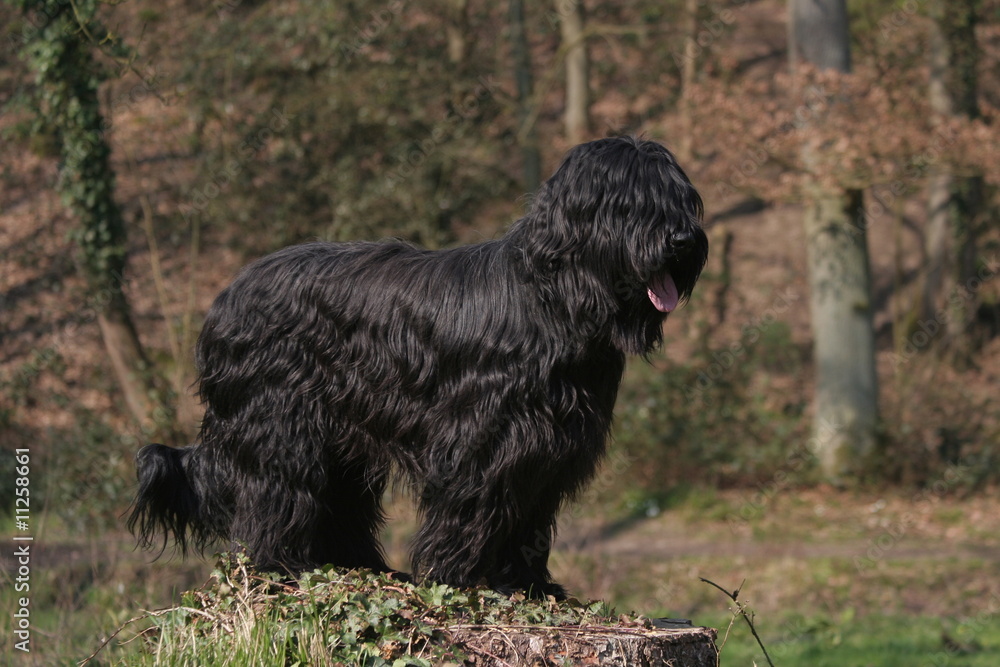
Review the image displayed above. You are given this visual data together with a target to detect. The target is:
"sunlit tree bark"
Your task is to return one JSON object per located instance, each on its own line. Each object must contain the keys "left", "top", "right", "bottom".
{"left": 554, "top": 0, "right": 590, "bottom": 145}
{"left": 677, "top": 0, "right": 700, "bottom": 162}
{"left": 789, "top": 0, "right": 879, "bottom": 481}
{"left": 443, "top": 0, "right": 469, "bottom": 66}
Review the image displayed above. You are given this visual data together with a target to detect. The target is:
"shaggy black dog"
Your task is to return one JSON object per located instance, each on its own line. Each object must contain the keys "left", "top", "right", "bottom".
{"left": 128, "top": 136, "right": 708, "bottom": 598}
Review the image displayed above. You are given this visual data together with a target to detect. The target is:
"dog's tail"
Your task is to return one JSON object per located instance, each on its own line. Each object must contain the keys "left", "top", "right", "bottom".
{"left": 126, "top": 443, "right": 215, "bottom": 556}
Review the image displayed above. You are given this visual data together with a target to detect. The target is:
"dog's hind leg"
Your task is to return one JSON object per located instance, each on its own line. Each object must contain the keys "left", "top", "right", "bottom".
{"left": 224, "top": 450, "right": 390, "bottom": 575}
{"left": 308, "top": 463, "right": 391, "bottom": 573}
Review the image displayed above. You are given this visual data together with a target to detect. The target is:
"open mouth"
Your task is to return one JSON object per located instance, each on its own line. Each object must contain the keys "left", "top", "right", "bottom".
{"left": 647, "top": 272, "right": 679, "bottom": 313}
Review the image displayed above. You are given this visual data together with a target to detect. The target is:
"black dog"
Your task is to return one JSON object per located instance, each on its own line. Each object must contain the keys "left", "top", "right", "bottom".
{"left": 128, "top": 136, "right": 708, "bottom": 598}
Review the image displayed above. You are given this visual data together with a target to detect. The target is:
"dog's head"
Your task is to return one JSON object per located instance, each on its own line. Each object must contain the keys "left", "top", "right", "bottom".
{"left": 512, "top": 136, "right": 708, "bottom": 354}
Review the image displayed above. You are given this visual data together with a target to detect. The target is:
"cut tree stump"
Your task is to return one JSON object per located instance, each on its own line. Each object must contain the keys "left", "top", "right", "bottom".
{"left": 449, "top": 622, "right": 718, "bottom": 666}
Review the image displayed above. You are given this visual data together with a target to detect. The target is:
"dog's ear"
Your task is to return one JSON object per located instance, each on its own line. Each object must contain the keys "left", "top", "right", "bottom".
{"left": 513, "top": 141, "right": 610, "bottom": 276}
{"left": 517, "top": 191, "right": 585, "bottom": 275}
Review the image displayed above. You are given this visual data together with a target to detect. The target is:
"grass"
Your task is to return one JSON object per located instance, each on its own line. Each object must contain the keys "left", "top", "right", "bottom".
{"left": 69, "top": 556, "right": 1000, "bottom": 666}
{"left": 3, "top": 488, "right": 999, "bottom": 665}
{"left": 0, "top": 516, "right": 205, "bottom": 666}
{"left": 82, "top": 553, "right": 634, "bottom": 666}
{"left": 710, "top": 612, "right": 1000, "bottom": 666}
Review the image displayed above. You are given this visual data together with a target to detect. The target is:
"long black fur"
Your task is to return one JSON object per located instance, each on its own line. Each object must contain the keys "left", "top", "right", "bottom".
{"left": 128, "top": 136, "right": 708, "bottom": 597}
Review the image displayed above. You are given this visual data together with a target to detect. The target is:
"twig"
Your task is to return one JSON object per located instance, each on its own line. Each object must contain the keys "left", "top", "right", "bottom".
{"left": 78, "top": 606, "right": 213, "bottom": 666}
{"left": 181, "top": 192, "right": 201, "bottom": 405}
{"left": 515, "top": 23, "right": 653, "bottom": 144}
{"left": 135, "top": 174, "right": 182, "bottom": 368}
{"left": 700, "top": 577, "right": 776, "bottom": 667}
{"left": 78, "top": 611, "right": 151, "bottom": 666}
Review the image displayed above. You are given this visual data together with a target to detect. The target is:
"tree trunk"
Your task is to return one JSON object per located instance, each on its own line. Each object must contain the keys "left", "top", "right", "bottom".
{"left": 450, "top": 624, "right": 718, "bottom": 666}
{"left": 925, "top": 0, "right": 982, "bottom": 363}
{"left": 923, "top": 13, "right": 952, "bottom": 325}
{"left": 802, "top": 187, "right": 879, "bottom": 477}
{"left": 443, "top": 0, "right": 469, "bottom": 66}
{"left": 924, "top": 177, "right": 951, "bottom": 325}
{"left": 510, "top": 0, "right": 541, "bottom": 192}
{"left": 15, "top": 0, "right": 175, "bottom": 439}
{"left": 97, "top": 299, "right": 157, "bottom": 430}
{"left": 789, "top": 0, "right": 879, "bottom": 481}
{"left": 677, "top": 0, "right": 700, "bottom": 162}
{"left": 788, "top": 0, "right": 851, "bottom": 72}
{"left": 556, "top": 0, "right": 590, "bottom": 145}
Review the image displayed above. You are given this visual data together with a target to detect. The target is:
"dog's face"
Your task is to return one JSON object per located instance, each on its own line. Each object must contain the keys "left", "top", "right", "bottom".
{"left": 516, "top": 137, "right": 708, "bottom": 354}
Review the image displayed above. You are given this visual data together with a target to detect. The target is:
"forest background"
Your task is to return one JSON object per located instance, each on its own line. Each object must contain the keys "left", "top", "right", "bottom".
{"left": 1, "top": 0, "right": 999, "bottom": 664}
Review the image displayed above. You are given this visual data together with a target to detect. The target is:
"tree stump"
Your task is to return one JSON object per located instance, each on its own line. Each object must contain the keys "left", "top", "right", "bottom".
{"left": 450, "top": 622, "right": 718, "bottom": 666}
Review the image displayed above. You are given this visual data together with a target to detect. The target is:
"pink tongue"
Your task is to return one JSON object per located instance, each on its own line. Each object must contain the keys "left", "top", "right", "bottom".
{"left": 647, "top": 273, "right": 679, "bottom": 312}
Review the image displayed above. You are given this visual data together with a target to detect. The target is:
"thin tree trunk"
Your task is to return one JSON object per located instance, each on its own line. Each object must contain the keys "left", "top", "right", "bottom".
{"left": 97, "top": 298, "right": 157, "bottom": 429}
{"left": 712, "top": 227, "right": 734, "bottom": 330}
{"left": 802, "top": 187, "right": 879, "bottom": 477}
{"left": 444, "top": 0, "right": 469, "bottom": 66}
{"left": 510, "top": 0, "right": 541, "bottom": 192}
{"left": 790, "top": 0, "right": 879, "bottom": 481}
{"left": 556, "top": 0, "right": 590, "bottom": 145}
{"left": 677, "top": 0, "right": 699, "bottom": 162}
{"left": 924, "top": 173, "right": 952, "bottom": 323}
{"left": 789, "top": 0, "right": 851, "bottom": 72}
{"left": 923, "top": 17, "right": 952, "bottom": 323}
{"left": 14, "top": 0, "right": 176, "bottom": 439}
{"left": 947, "top": 176, "right": 982, "bottom": 358}
{"left": 926, "top": 0, "right": 982, "bottom": 363}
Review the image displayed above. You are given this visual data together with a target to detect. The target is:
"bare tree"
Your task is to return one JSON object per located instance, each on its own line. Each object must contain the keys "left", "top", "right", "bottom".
{"left": 510, "top": 0, "right": 541, "bottom": 191}
{"left": 443, "top": 0, "right": 470, "bottom": 66}
{"left": 554, "top": 0, "right": 590, "bottom": 144}
{"left": 677, "top": 0, "right": 700, "bottom": 162}
{"left": 789, "top": 0, "right": 879, "bottom": 481}
{"left": 925, "top": 0, "right": 983, "bottom": 364}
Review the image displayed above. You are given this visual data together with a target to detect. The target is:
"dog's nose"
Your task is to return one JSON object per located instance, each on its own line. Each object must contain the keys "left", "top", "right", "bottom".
{"left": 670, "top": 229, "right": 696, "bottom": 251}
